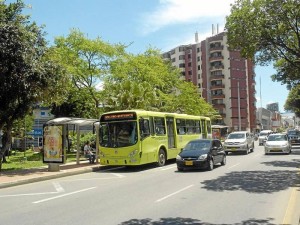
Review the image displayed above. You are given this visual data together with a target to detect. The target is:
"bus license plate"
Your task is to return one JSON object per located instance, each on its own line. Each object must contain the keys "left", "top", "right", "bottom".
{"left": 185, "top": 161, "right": 193, "bottom": 166}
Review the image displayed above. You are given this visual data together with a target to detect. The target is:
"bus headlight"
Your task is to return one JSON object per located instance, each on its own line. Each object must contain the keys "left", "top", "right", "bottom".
{"left": 128, "top": 150, "right": 138, "bottom": 158}
{"left": 176, "top": 155, "right": 182, "bottom": 160}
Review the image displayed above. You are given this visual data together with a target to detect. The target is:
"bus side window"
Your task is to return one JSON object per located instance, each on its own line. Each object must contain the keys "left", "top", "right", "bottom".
{"left": 154, "top": 117, "right": 166, "bottom": 135}
{"left": 139, "top": 119, "right": 150, "bottom": 139}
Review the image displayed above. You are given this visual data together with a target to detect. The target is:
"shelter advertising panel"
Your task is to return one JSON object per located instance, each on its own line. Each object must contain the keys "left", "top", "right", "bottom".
{"left": 43, "top": 125, "right": 64, "bottom": 163}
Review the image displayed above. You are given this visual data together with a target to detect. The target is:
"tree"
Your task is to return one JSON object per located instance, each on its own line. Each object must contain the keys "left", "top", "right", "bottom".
{"left": 0, "top": 0, "right": 63, "bottom": 169}
{"left": 49, "top": 29, "right": 127, "bottom": 118}
{"left": 284, "top": 85, "right": 300, "bottom": 117}
{"left": 103, "top": 48, "right": 218, "bottom": 116}
{"left": 225, "top": 0, "right": 300, "bottom": 87}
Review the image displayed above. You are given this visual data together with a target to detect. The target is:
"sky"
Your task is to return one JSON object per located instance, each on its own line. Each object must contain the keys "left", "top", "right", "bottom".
{"left": 5, "top": 0, "right": 289, "bottom": 112}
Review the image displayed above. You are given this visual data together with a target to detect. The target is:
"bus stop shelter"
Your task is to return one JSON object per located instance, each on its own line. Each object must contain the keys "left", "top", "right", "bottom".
{"left": 44, "top": 117, "right": 99, "bottom": 171}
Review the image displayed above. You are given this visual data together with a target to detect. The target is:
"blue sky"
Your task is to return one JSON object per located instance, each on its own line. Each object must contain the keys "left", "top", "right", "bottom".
{"left": 6, "top": 0, "right": 289, "bottom": 112}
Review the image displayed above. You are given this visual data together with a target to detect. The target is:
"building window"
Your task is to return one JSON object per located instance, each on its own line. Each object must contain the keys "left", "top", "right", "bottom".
{"left": 197, "top": 56, "right": 200, "bottom": 61}
{"left": 179, "top": 63, "right": 185, "bottom": 68}
{"left": 198, "top": 65, "right": 200, "bottom": 70}
{"left": 171, "top": 58, "right": 176, "bottom": 62}
{"left": 179, "top": 55, "right": 185, "bottom": 60}
{"left": 179, "top": 46, "right": 185, "bottom": 52}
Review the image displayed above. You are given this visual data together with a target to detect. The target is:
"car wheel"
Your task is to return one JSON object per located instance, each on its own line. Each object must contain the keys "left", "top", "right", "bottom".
{"left": 157, "top": 149, "right": 166, "bottom": 167}
{"left": 207, "top": 159, "right": 214, "bottom": 171}
{"left": 251, "top": 143, "right": 254, "bottom": 152}
{"left": 225, "top": 152, "right": 229, "bottom": 155}
{"left": 177, "top": 167, "right": 184, "bottom": 171}
{"left": 265, "top": 152, "right": 268, "bottom": 155}
{"left": 221, "top": 155, "right": 226, "bottom": 166}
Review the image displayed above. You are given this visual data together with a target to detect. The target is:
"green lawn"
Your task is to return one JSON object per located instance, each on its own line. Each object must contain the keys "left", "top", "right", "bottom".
{"left": 1, "top": 149, "right": 87, "bottom": 171}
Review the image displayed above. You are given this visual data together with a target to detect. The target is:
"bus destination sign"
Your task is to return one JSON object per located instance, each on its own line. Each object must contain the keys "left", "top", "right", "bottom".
{"left": 102, "top": 112, "right": 137, "bottom": 121}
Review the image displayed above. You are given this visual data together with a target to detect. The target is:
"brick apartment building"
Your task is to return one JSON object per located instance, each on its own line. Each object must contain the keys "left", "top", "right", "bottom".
{"left": 163, "top": 32, "right": 257, "bottom": 132}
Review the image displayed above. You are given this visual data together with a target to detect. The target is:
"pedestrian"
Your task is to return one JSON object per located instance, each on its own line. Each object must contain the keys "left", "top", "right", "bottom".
{"left": 84, "top": 141, "right": 95, "bottom": 163}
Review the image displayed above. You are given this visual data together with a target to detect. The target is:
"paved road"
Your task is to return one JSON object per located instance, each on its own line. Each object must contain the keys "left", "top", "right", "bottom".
{"left": 0, "top": 142, "right": 299, "bottom": 225}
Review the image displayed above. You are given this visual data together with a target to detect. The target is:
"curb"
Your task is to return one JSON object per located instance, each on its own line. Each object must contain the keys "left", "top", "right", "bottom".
{"left": 0, "top": 166, "right": 101, "bottom": 189}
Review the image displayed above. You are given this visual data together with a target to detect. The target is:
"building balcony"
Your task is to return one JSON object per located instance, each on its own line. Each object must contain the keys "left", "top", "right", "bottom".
{"left": 209, "top": 55, "right": 224, "bottom": 62}
{"left": 209, "top": 46, "right": 224, "bottom": 51}
{"left": 210, "top": 74, "right": 225, "bottom": 80}
{"left": 210, "top": 65, "right": 224, "bottom": 71}
{"left": 213, "top": 103, "right": 226, "bottom": 108}
{"left": 211, "top": 84, "right": 225, "bottom": 90}
{"left": 211, "top": 94, "right": 225, "bottom": 99}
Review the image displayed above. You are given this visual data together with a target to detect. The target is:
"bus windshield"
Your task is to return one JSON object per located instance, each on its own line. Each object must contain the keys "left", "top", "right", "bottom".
{"left": 100, "top": 121, "right": 137, "bottom": 148}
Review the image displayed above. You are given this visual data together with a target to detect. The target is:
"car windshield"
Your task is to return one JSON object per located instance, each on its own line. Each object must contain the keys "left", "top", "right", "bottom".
{"left": 227, "top": 133, "right": 245, "bottom": 139}
{"left": 268, "top": 135, "right": 287, "bottom": 141}
{"left": 288, "top": 130, "right": 298, "bottom": 135}
{"left": 184, "top": 140, "right": 211, "bottom": 152}
{"left": 259, "top": 132, "right": 269, "bottom": 137}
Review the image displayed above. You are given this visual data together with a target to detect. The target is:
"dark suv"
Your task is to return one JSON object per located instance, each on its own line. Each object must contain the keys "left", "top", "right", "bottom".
{"left": 287, "top": 129, "right": 300, "bottom": 147}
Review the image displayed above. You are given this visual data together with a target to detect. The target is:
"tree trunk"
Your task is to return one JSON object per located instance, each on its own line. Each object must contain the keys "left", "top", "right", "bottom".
{"left": 0, "top": 125, "right": 12, "bottom": 171}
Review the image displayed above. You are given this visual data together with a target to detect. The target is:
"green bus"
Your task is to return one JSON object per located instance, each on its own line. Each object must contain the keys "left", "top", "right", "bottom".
{"left": 99, "top": 110, "right": 212, "bottom": 166}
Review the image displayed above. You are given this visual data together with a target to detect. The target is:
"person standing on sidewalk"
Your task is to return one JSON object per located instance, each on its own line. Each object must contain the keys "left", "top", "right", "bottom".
{"left": 84, "top": 141, "right": 95, "bottom": 164}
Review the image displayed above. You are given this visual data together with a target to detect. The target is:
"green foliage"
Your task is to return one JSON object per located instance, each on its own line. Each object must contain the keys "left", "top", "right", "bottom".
{"left": 49, "top": 29, "right": 127, "bottom": 118}
{"left": 284, "top": 85, "right": 300, "bottom": 117}
{"left": 0, "top": 0, "right": 64, "bottom": 170}
{"left": 226, "top": 0, "right": 300, "bottom": 86}
{"left": 104, "top": 48, "right": 217, "bottom": 117}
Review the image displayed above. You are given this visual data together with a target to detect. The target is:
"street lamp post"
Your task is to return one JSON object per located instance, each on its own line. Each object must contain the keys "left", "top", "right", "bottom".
{"left": 237, "top": 80, "right": 241, "bottom": 131}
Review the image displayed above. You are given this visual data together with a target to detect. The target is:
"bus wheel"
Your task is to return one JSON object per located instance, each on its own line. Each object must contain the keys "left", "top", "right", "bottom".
{"left": 157, "top": 149, "right": 166, "bottom": 167}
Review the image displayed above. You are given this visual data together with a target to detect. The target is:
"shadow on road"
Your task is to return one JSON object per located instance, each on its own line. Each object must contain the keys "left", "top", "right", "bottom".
{"left": 119, "top": 217, "right": 277, "bottom": 225}
{"left": 200, "top": 170, "right": 300, "bottom": 193}
{"left": 261, "top": 159, "right": 300, "bottom": 168}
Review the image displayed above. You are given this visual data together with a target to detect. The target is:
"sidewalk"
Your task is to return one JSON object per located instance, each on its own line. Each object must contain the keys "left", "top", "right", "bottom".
{"left": 0, "top": 161, "right": 101, "bottom": 189}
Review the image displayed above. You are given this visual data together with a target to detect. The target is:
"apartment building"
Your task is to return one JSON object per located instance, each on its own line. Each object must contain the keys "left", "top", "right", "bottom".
{"left": 162, "top": 32, "right": 257, "bottom": 132}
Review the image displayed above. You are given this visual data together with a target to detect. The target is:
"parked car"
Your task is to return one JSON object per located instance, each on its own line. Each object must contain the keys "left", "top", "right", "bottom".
{"left": 176, "top": 139, "right": 226, "bottom": 171}
{"left": 287, "top": 129, "right": 300, "bottom": 147}
{"left": 258, "top": 130, "right": 272, "bottom": 145}
{"left": 264, "top": 133, "right": 291, "bottom": 155}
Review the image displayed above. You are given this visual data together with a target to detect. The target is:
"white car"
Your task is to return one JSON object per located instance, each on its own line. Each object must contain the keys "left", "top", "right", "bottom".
{"left": 258, "top": 130, "right": 272, "bottom": 145}
{"left": 265, "top": 133, "right": 291, "bottom": 155}
{"left": 223, "top": 131, "right": 254, "bottom": 155}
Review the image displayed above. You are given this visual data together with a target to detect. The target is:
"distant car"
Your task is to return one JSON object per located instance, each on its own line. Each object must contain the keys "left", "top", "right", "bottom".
{"left": 264, "top": 133, "right": 291, "bottom": 155}
{"left": 176, "top": 139, "right": 226, "bottom": 171}
{"left": 287, "top": 129, "right": 300, "bottom": 147}
{"left": 223, "top": 131, "right": 254, "bottom": 155}
{"left": 258, "top": 130, "right": 272, "bottom": 145}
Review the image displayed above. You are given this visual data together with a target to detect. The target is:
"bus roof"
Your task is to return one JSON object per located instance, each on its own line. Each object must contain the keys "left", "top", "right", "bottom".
{"left": 100, "top": 110, "right": 210, "bottom": 120}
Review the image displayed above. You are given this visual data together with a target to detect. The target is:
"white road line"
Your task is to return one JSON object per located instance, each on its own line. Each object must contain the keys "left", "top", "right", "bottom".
{"left": 111, "top": 173, "right": 125, "bottom": 178}
{"left": 228, "top": 163, "right": 240, "bottom": 169}
{"left": 160, "top": 165, "right": 176, "bottom": 171}
{"left": 52, "top": 182, "right": 64, "bottom": 193}
{"left": 155, "top": 185, "right": 194, "bottom": 203}
{"left": 0, "top": 192, "right": 58, "bottom": 198}
{"left": 33, "top": 187, "right": 96, "bottom": 204}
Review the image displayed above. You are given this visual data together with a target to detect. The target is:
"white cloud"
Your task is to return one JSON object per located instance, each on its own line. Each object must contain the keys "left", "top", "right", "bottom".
{"left": 141, "top": 0, "right": 234, "bottom": 35}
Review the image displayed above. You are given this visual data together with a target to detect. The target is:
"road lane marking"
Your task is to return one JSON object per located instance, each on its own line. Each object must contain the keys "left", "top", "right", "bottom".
{"left": 33, "top": 187, "right": 96, "bottom": 204}
{"left": 282, "top": 169, "right": 300, "bottom": 224}
{"left": 228, "top": 163, "right": 240, "bottom": 169}
{"left": 0, "top": 192, "right": 58, "bottom": 198}
{"left": 53, "top": 182, "right": 64, "bottom": 193}
{"left": 112, "top": 173, "right": 125, "bottom": 178}
{"left": 155, "top": 185, "right": 194, "bottom": 203}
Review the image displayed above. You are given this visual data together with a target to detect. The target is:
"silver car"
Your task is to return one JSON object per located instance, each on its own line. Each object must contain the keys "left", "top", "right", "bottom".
{"left": 264, "top": 133, "right": 291, "bottom": 155}
{"left": 223, "top": 131, "right": 254, "bottom": 155}
{"left": 258, "top": 130, "right": 272, "bottom": 145}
